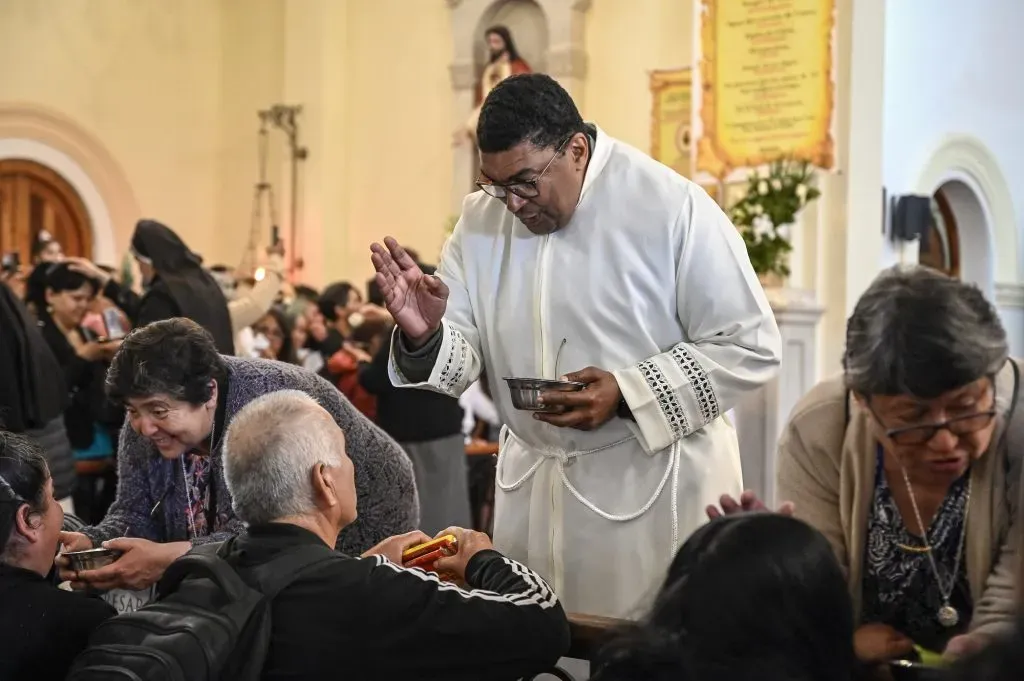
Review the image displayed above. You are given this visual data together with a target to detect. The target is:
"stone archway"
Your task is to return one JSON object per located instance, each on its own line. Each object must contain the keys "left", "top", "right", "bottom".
{"left": 934, "top": 179, "right": 989, "bottom": 288}
{"left": 915, "top": 135, "right": 1020, "bottom": 294}
{"left": 0, "top": 104, "right": 141, "bottom": 264}
{"left": 446, "top": 0, "right": 591, "bottom": 215}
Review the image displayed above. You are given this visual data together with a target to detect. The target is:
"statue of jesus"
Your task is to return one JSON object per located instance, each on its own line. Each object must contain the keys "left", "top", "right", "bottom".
{"left": 455, "top": 25, "right": 531, "bottom": 147}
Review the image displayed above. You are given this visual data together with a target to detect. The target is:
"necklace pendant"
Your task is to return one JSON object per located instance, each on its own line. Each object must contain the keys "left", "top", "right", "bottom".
{"left": 938, "top": 604, "right": 960, "bottom": 628}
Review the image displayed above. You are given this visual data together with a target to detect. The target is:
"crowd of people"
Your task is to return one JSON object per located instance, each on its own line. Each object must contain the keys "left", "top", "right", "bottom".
{"left": 1, "top": 72, "right": 1023, "bottom": 681}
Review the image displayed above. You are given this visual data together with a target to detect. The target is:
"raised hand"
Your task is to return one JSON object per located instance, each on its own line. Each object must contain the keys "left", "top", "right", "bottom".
{"left": 705, "top": 490, "right": 795, "bottom": 520}
{"left": 369, "top": 236, "right": 448, "bottom": 346}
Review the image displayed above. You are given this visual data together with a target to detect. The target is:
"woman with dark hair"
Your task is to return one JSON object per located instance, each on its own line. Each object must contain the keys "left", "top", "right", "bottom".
{"left": 56, "top": 318, "right": 418, "bottom": 596}
{"left": 21, "top": 231, "right": 65, "bottom": 316}
{"left": 592, "top": 514, "right": 859, "bottom": 681}
{"left": 251, "top": 306, "right": 299, "bottom": 364}
{"left": 0, "top": 431, "right": 115, "bottom": 681}
{"left": 36, "top": 263, "right": 123, "bottom": 522}
{"left": 772, "top": 266, "right": 1021, "bottom": 663}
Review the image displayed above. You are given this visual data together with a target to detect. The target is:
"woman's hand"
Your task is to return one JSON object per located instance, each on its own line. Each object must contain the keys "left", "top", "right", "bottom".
{"left": 343, "top": 342, "right": 373, "bottom": 364}
{"left": 705, "top": 490, "right": 795, "bottom": 520}
{"left": 944, "top": 632, "right": 991, "bottom": 661}
{"left": 360, "top": 530, "right": 432, "bottom": 564}
{"left": 76, "top": 342, "right": 108, "bottom": 363}
{"left": 68, "top": 538, "right": 190, "bottom": 592}
{"left": 854, "top": 623, "right": 915, "bottom": 664}
{"left": 65, "top": 257, "right": 112, "bottom": 287}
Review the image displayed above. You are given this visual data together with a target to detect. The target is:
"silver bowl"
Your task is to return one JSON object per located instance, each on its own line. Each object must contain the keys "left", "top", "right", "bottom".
{"left": 504, "top": 377, "right": 586, "bottom": 412}
{"left": 64, "top": 547, "right": 122, "bottom": 571}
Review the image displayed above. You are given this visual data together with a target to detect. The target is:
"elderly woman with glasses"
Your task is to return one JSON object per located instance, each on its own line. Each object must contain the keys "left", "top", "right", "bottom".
{"left": 773, "top": 266, "right": 1021, "bottom": 665}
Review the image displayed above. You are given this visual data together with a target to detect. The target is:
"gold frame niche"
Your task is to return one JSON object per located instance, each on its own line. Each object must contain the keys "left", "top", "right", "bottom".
{"left": 697, "top": 0, "right": 836, "bottom": 178}
{"left": 649, "top": 68, "right": 693, "bottom": 178}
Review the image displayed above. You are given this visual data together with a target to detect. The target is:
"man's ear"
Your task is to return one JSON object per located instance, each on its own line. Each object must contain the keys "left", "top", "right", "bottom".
{"left": 312, "top": 464, "right": 338, "bottom": 509}
{"left": 570, "top": 133, "right": 589, "bottom": 168}
{"left": 14, "top": 504, "right": 40, "bottom": 544}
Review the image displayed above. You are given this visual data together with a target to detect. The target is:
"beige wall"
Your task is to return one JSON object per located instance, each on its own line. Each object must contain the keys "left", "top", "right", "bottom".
{"left": 583, "top": 0, "right": 693, "bottom": 149}
{"left": 0, "top": 0, "right": 453, "bottom": 287}
{"left": 0, "top": 0, "right": 700, "bottom": 288}
{"left": 0, "top": 0, "right": 225, "bottom": 260}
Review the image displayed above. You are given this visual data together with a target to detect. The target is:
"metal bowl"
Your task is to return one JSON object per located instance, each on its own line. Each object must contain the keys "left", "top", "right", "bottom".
{"left": 64, "top": 547, "right": 122, "bottom": 572}
{"left": 504, "top": 377, "right": 586, "bottom": 412}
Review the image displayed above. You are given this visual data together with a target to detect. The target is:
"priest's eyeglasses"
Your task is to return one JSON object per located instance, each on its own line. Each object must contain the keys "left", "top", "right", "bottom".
{"left": 476, "top": 137, "right": 570, "bottom": 200}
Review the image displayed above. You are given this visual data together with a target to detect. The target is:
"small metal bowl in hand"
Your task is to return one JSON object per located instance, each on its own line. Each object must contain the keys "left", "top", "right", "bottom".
{"left": 63, "top": 547, "right": 122, "bottom": 572}
{"left": 504, "top": 377, "right": 586, "bottom": 413}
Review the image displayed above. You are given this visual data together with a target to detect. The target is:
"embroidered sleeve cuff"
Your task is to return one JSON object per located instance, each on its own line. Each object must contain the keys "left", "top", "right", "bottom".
{"left": 612, "top": 344, "right": 721, "bottom": 453}
{"left": 388, "top": 320, "right": 476, "bottom": 397}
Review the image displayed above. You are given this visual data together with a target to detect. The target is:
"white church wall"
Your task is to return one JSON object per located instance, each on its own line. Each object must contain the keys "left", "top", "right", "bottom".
{"left": 883, "top": 0, "right": 1024, "bottom": 351}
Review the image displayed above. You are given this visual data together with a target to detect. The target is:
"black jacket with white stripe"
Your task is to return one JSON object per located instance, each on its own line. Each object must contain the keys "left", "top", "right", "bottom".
{"left": 224, "top": 522, "right": 570, "bottom": 681}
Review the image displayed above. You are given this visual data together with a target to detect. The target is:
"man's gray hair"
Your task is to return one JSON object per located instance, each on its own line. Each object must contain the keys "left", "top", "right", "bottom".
{"left": 843, "top": 265, "right": 1008, "bottom": 398}
{"left": 223, "top": 390, "right": 346, "bottom": 525}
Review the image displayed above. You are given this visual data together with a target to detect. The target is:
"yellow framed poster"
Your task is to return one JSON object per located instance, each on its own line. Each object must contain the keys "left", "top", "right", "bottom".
{"left": 650, "top": 68, "right": 693, "bottom": 177}
{"left": 697, "top": 0, "right": 835, "bottom": 177}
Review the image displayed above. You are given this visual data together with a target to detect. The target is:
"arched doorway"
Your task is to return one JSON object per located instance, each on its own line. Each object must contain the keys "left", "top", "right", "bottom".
{"left": 0, "top": 159, "right": 92, "bottom": 262}
{"left": 919, "top": 187, "right": 961, "bottom": 278}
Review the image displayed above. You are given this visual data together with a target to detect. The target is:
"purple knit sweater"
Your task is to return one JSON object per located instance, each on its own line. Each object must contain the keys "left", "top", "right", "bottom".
{"left": 82, "top": 356, "right": 420, "bottom": 553}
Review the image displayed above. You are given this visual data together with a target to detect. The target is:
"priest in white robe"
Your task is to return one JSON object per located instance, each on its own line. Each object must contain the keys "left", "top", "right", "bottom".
{"left": 370, "top": 73, "right": 781, "bottom": 619}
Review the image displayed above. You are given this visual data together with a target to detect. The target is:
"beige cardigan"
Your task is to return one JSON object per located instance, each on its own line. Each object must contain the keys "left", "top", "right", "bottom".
{"left": 777, "top": 360, "right": 1021, "bottom": 637}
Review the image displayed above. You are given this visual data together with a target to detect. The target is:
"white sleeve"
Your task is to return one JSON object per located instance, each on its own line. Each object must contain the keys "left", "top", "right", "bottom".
{"left": 388, "top": 218, "right": 484, "bottom": 398}
{"left": 613, "top": 186, "right": 782, "bottom": 453}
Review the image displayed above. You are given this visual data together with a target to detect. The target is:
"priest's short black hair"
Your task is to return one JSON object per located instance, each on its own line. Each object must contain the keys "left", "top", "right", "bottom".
{"left": 477, "top": 73, "right": 585, "bottom": 153}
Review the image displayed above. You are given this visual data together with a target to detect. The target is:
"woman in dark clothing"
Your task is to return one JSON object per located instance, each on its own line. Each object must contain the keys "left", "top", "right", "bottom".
{"left": 359, "top": 322, "right": 470, "bottom": 535}
{"left": 592, "top": 514, "right": 862, "bottom": 681}
{"left": 36, "top": 263, "right": 123, "bottom": 522}
{"left": 0, "top": 280, "right": 76, "bottom": 502}
{"left": 0, "top": 431, "right": 115, "bottom": 681}
{"left": 86, "top": 219, "right": 235, "bottom": 354}
{"left": 56, "top": 318, "right": 418, "bottom": 597}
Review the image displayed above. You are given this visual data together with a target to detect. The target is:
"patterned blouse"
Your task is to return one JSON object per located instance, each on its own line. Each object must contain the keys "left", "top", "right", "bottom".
{"left": 181, "top": 452, "right": 213, "bottom": 538}
{"left": 861, "top": 450, "right": 972, "bottom": 652}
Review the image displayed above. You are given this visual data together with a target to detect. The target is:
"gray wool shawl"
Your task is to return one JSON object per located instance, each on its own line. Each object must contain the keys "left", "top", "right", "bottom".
{"left": 83, "top": 356, "right": 419, "bottom": 554}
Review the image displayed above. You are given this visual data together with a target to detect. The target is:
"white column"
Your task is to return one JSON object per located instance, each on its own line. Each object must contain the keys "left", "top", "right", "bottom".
{"left": 733, "top": 290, "right": 824, "bottom": 507}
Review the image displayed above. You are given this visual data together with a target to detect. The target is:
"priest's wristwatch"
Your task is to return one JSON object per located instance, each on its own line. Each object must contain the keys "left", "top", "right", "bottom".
{"left": 616, "top": 396, "right": 635, "bottom": 422}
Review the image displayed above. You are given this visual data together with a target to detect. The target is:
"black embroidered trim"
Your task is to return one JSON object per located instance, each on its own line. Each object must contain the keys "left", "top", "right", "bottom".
{"left": 438, "top": 327, "right": 468, "bottom": 394}
{"left": 671, "top": 345, "right": 720, "bottom": 425}
{"left": 639, "top": 359, "right": 689, "bottom": 437}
